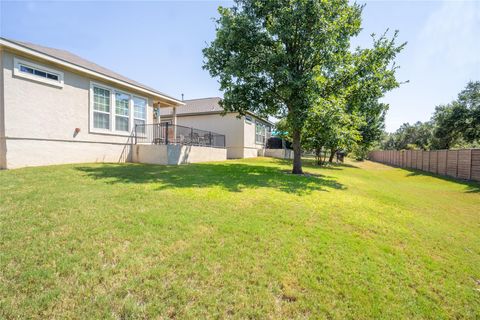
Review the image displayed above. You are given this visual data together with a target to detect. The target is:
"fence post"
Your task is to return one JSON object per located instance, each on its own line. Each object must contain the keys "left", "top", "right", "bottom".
{"left": 165, "top": 122, "right": 169, "bottom": 145}
{"left": 190, "top": 127, "right": 194, "bottom": 146}
{"left": 456, "top": 150, "right": 459, "bottom": 178}
{"left": 427, "top": 151, "right": 430, "bottom": 172}
{"left": 209, "top": 132, "right": 213, "bottom": 147}
{"left": 469, "top": 149, "right": 472, "bottom": 180}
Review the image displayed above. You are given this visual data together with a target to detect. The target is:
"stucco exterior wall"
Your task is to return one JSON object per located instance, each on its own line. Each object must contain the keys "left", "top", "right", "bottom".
{"left": 133, "top": 144, "right": 226, "bottom": 165}
{"left": 0, "top": 49, "right": 6, "bottom": 169}
{"left": 1, "top": 50, "right": 154, "bottom": 168}
{"left": 168, "top": 113, "right": 271, "bottom": 159}
{"left": 261, "top": 148, "right": 294, "bottom": 159}
{"left": 242, "top": 118, "right": 266, "bottom": 158}
{"left": 170, "top": 113, "right": 245, "bottom": 159}
{"left": 5, "top": 139, "right": 131, "bottom": 168}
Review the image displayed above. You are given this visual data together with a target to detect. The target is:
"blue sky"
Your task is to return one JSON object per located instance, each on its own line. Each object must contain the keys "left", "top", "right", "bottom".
{"left": 1, "top": 0, "right": 479, "bottom": 132}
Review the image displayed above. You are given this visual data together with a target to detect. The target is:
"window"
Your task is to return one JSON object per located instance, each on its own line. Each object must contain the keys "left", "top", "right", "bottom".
{"left": 133, "top": 96, "right": 147, "bottom": 134}
{"left": 90, "top": 82, "right": 148, "bottom": 135}
{"left": 256, "top": 122, "right": 266, "bottom": 145}
{"left": 245, "top": 115, "right": 253, "bottom": 124}
{"left": 93, "top": 86, "right": 111, "bottom": 129}
{"left": 115, "top": 92, "right": 130, "bottom": 132}
{"left": 14, "top": 57, "right": 64, "bottom": 87}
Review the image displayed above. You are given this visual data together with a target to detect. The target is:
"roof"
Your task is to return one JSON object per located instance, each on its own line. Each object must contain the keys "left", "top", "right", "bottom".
{"left": 162, "top": 97, "right": 224, "bottom": 114}
{"left": 0, "top": 37, "right": 183, "bottom": 105}
{"left": 160, "top": 97, "right": 274, "bottom": 125}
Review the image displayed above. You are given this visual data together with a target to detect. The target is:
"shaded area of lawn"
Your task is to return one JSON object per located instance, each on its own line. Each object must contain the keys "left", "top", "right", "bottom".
{"left": 0, "top": 158, "right": 479, "bottom": 319}
{"left": 75, "top": 161, "right": 345, "bottom": 195}
{"left": 403, "top": 168, "right": 480, "bottom": 193}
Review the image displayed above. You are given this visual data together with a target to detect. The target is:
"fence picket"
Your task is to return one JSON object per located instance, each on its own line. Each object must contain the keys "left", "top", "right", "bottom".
{"left": 369, "top": 149, "right": 480, "bottom": 182}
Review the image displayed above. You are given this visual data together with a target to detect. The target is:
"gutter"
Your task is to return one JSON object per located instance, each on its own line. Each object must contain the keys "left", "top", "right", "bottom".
{"left": 0, "top": 38, "right": 184, "bottom": 106}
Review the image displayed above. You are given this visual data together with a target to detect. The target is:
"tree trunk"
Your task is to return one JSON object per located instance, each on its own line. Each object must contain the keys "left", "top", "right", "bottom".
{"left": 315, "top": 146, "right": 322, "bottom": 165}
{"left": 328, "top": 148, "right": 336, "bottom": 163}
{"left": 291, "top": 128, "right": 303, "bottom": 174}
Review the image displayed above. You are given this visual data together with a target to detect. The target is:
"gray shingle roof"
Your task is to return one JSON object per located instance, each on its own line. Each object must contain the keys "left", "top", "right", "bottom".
{"left": 160, "top": 97, "right": 223, "bottom": 115}
{"left": 160, "top": 97, "right": 274, "bottom": 125}
{"left": 1, "top": 37, "right": 181, "bottom": 103}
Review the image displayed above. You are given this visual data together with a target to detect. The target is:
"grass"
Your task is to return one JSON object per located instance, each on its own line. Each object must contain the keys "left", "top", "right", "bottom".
{"left": 0, "top": 158, "right": 479, "bottom": 319}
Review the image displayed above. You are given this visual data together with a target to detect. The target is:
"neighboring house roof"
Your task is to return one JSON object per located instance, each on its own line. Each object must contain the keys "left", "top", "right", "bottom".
{"left": 0, "top": 37, "right": 183, "bottom": 105}
{"left": 160, "top": 97, "right": 274, "bottom": 125}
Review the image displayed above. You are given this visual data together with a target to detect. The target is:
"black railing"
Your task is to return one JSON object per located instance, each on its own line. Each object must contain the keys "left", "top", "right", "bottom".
{"left": 134, "top": 123, "right": 226, "bottom": 148}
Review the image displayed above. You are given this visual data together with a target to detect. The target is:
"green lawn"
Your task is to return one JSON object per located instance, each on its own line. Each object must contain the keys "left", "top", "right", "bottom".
{"left": 1, "top": 158, "right": 479, "bottom": 319}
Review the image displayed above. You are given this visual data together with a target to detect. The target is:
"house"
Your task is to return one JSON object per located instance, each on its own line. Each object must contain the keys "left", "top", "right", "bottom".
{"left": 0, "top": 38, "right": 227, "bottom": 169}
{"left": 160, "top": 97, "right": 274, "bottom": 159}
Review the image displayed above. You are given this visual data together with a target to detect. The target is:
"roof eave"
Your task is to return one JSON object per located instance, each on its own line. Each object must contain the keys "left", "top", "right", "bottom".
{"left": 0, "top": 38, "right": 185, "bottom": 106}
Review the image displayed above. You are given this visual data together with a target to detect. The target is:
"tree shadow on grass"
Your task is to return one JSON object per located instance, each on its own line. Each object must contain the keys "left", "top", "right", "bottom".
{"left": 75, "top": 162, "right": 346, "bottom": 195}
{"left": 404, "top": 168, "right": 480, "bottom": 193}
{"left": 267, "top": 157, "right": 360, "bottom": 170}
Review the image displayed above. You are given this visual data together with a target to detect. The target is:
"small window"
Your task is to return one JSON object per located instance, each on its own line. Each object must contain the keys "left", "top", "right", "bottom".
{"left": 47, "top": 73, "right": 59, "bottom": 81}
{"left": 115, "top": 92, "right": 130, "bottom": 132}
{"left": 93, "top": 86, "right": 111, "bottom": 130}
{"left": 133, "top": 96, "right": 147, "bottom": 134}
{"left": 14, "top": 57, "right": 63, "bottom": 87}
{"left": 245, "top": 115, "right": 253, "bottom": 124}
{"left": 255, "top": 122, "right": 266, "bottom": 145}
{"left": 20, "top": 65, "right": 34, "bottom": 74}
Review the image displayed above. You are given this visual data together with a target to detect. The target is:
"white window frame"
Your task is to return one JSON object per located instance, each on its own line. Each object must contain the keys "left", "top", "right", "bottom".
{"left": 114, "top": 90, "right": 131, "bottom": 133}
{"left": 255, "top": 121, "right": 266, "bottom": 145}
{"left": 132, "top": 95, "right": 147, "bottom": 132}
{"left": 13, "top": 57, "right": 64, "bottom": 88}
{"left": 89, "top": 81, "right": 148, "bottom": 136}
{"left": 92, "top": 84, "right": 112, "bottom": 131}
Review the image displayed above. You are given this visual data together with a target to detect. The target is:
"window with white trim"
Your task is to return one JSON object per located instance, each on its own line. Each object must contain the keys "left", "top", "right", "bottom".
{"left": 115, "top": 92, "right": 130, "bottom": 132}
{"left": 90, "top": 82, "right": 148, "bottom": 135}
{"left": 133, "top": 96, "right": 147, "bottom": 134}
{"left": 93, "top": 86, "right": 111, "bottom": 130}
{"left": 20, "top": 65, "right": 59, "bottom": 80}
{"left": 14, "top": 57, "right": 64, "bottom": 88}
{"left": 256, "top": 121, "right": 266, "bottom": 145}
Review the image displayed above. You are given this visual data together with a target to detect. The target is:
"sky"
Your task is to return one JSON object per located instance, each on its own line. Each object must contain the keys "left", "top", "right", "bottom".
{"left": 1, "top": 0, "right": 479, "bottom": 132}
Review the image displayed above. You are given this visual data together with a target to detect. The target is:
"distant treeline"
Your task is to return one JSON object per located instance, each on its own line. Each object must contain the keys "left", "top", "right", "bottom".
{"left": 379, "top": 81, "right": 480, "bottom": 150}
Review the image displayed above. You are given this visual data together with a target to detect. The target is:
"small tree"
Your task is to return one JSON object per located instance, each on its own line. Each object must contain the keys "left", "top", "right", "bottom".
{"left": 301, "top": 31, "right": 405, "bottom": 161}
{"left": 342, "top": 32, "right": 406, "bottom": 157}
{"left": 203, "top": 0, "right": 363, "bottom": 174}
{"left": 303, "top": 97, "right": 362, "bottom": 165}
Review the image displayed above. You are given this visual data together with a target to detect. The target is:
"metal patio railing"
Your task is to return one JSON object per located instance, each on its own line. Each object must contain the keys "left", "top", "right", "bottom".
{"left": 134, "top": 123, "right": 226, "bottom": 148}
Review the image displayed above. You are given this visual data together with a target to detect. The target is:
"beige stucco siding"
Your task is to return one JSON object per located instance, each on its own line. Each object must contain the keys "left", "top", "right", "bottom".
{"left": 1, "top": 50, "right": 155, "bottom": 168}
{"left": 168, "top": 113, "right": 270, "bottom": 159}
{"left": 243, "top": 118, "right": 266, "bottom": 158}
{"left": 171, "top": 113, "right": 245, "bottom": 159}
{"left": 0, "top": 49, "right": 6, "bottom": 168}
{"left": 133, "top": 144, "right": 227, "bottom": 165}
{"left": 5, "top": 139, "right": 131, "bottom": 168}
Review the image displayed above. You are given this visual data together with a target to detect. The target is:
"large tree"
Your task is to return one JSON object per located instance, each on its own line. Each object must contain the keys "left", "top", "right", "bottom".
{"left": 341, "top": 32, "right": 405, "bottom": 157}
{"left": 432, "top": 81, "right": 480, "bottom": 149}
{"left": 203, "top": 0, "right": 363, "bottom": 174}
{"left": 304, "top": 31, "right": 405, "bottom": 161}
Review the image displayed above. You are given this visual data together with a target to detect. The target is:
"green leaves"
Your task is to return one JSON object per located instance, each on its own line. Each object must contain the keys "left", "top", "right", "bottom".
{"left": 203, "top": 0, "right": 404, "bottom": 169}
{"left": 382, "top": 81, "right": 480, "bottom": 151}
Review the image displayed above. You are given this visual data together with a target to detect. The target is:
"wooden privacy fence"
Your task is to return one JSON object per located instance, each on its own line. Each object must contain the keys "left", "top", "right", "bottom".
{"left": 369, "top": 149, "right": 480, "bottom": 182}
